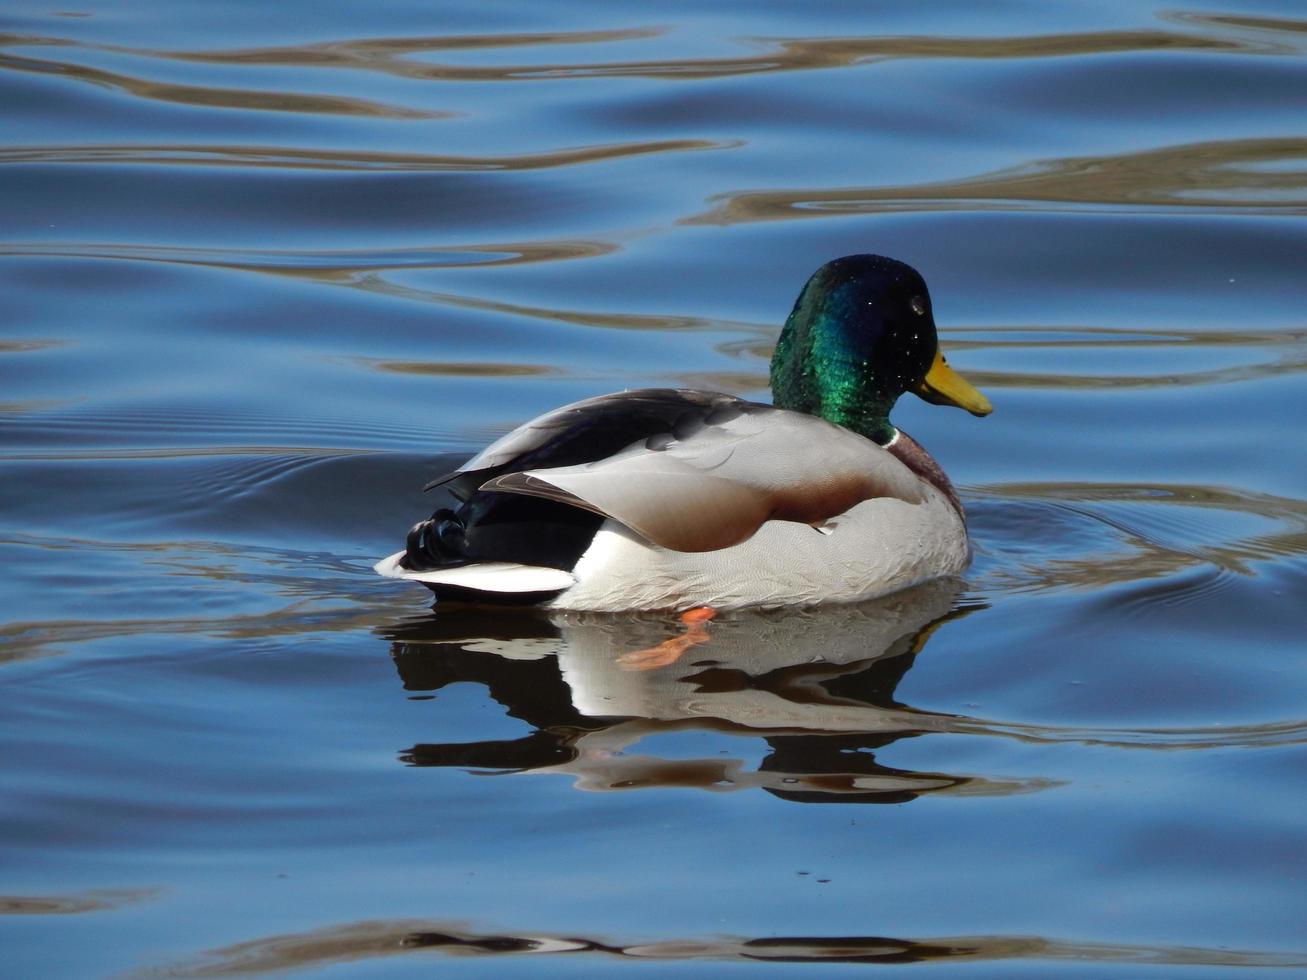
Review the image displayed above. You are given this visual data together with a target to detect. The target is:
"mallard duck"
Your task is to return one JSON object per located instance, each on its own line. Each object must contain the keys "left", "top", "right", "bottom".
{"left": 375, "top": 254, "right": 991, "bottom": 611}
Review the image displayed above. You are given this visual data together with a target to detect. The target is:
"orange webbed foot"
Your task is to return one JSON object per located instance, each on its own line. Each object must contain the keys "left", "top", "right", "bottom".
{"left": 617, "top": 607, "right": 717, "bottom": 672}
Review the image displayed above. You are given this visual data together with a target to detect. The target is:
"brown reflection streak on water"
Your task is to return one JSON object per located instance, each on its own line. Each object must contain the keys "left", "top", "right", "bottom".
{"left": 0, "top": 239, "right": 620, "bottom": 276}
{"left": 944, "top": 325, "right": 1307, "bottom": 351}
{"left": 0, "top": 600, "right": 399, "bottom": 666}
{"left": 0, "top": 338, "right": 64, "bottom": 353}
{"left": 145, "top": 26, "right": 668, "bottom": 68}
{"left": 966, "top": 355, "right": 1307, "bottom": 390}
{"left": 0, "top": 889, "right": 156, "bottom": 915}
{"left": 0, "top": 401, "right": 67, "bottom": 414}
{"left": 689, "top": 138, "right": 1307, "bottom": 225}
{"left": 1170, "top": 11, "right": 1307, "bottom": 41}
{"left": 0, "top": 45, "right": 437, "bottom": 119}
{"left": 346, "top": 274, "right": 774, "bottom": 337}
{"left": 353, "top": 359, "right": 563, "bottom": 379}
{"left": 88, "top": 250, "right": 768, "bottom": 339}
{"left": 951, "top": 327, "right": 1307, "bottom": 388}
{"left": 41, "top": 24, "right": 1284, "bottom": 88}
{"left": 0, "top": 138, "right": 734, "bottom": 172}
{"left": 138, "top": 919, "right": 1307, "bottom": 976}
{"left": 5, "top": 26, "right": 667, "bottom": 68}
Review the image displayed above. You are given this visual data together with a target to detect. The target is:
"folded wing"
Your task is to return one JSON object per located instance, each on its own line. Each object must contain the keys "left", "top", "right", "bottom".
{"left": 480, "top": 408, "right": 924, "bottom": 552}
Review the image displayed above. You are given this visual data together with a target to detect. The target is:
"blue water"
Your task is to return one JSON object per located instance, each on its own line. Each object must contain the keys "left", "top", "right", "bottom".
{"left": 3, "top": 1, "right": 1307, "bottom": 976}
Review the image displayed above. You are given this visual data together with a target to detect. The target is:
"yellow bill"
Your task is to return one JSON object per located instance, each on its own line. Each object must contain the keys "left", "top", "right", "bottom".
{"left": 913, "top": 349, "right": 992, "bottom": 417}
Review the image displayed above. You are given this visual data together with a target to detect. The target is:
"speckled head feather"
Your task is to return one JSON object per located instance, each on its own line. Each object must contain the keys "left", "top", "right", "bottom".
{"left": 770, "top": 254, "right": 940, "bottom": 445}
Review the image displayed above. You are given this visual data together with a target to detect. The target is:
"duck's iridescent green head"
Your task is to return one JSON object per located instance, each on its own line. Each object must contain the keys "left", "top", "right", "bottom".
{"left": 769, "top": 254, "right": 991, "bottom": 445}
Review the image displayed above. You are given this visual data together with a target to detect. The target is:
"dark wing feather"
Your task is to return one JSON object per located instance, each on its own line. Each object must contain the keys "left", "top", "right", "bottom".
{"left": 424, "top": 389, "right": 751, "bottom": 499}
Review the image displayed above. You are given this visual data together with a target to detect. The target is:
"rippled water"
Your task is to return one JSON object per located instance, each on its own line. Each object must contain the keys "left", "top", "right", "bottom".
{"left": 3, "top": 1, "right": 1307, "bottom": 976}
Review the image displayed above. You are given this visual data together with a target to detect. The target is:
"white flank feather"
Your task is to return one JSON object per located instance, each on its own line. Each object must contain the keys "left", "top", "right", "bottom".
{"left": 373, "top": 551, "right": 575, "bottom": 593}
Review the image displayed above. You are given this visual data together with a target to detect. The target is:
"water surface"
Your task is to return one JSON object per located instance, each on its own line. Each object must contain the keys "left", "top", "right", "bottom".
{"left": 3, "top": 1, "right": 1307, "bottom": 977}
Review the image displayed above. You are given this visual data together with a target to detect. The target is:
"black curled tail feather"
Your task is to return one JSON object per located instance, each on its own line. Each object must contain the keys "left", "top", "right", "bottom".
{"left": 402, "top": 493, "right": 604, "bottom": 573}
{"left": 402, "top": 508, "right": 466, "bottom": 571}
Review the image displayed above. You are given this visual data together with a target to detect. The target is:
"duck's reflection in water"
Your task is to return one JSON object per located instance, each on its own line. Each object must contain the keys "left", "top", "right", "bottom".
{"left": 382, "top": 580, "right": 1035, "bottom": 804}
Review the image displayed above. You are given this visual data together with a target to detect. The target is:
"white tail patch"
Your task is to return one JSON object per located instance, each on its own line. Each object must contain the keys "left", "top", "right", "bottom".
{"left": 373, "top": 551, "right": 575, "bottom": 593}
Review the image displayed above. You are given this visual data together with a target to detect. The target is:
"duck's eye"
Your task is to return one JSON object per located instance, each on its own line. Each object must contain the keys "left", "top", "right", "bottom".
{"left": 910, "top": 295, "right": 927, "bottom": 316}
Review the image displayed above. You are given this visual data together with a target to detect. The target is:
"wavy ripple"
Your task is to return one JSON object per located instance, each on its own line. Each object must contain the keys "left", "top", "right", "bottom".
{"left": 0, "top": 138, "right": 735, "bottom": 172}
{"left": 969, "top": 482, "right": 1307, "bottom": 595}
{"left": 0, "top": 532, "right": 402, "bottom": 666}
{"left": 0, "top": 889, "right": 156, "bottom": 916}
{"left": 0, "top": 404, "right": 447, "bottom": 455}
{"left": 146, "top": 919, "right": 1307, "bottom": 975}
{"left": 3, "top": 3, "right": 1306, "bottom": 968}
{"left": 945, "top": 713, "right": 1307, "bottom": 751}
{"left": 688, "top": 137, "right": 1307, "bottom": 224}
{"left": 0, "top": 238, "right": 620, "bottom": 275}
{"left": 0, "top": 44, "right": 439, "bottom": 118}
{"left": 16, "top": 23, "right": 1285, "bottom": 86}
